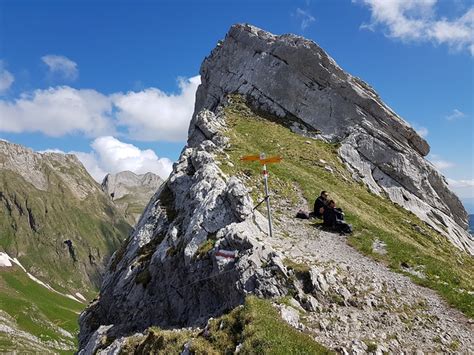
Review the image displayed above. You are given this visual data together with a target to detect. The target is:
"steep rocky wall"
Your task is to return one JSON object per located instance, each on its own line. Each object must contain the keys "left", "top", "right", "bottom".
{"left": 78, "top": 23, "right": 473, "bottom": 352}
{"left": 78, "top": 109, "right": 289, "bottom": 350}
{"left": 192, "top": 24, "right": 472, "bottom": 254}
{"left": 101, "top": 171, "right": 164, "bottom": 224}
{"left": 101, "top": 171, "right": 163, "bottom": 201}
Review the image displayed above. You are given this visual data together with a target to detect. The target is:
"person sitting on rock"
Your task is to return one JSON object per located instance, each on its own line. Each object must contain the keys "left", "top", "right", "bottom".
{"left": 313, "top": 190, "right": 329, "bottom": 218}
{"left": 323, "top": 200, "right": 352, "bottom": 234}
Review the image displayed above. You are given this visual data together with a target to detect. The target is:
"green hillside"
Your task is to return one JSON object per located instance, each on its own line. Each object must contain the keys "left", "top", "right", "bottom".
{"left": 0, "top": 265, "right": 84, "bottom": 353}
{"left": 0, "top": 167, "right": 130, "bottom": 296}
{"left": 0, "top": 145, "right": 132, "bottom": 352}
{"left": 220, "top": 96, "right": 474, "bottom": 317}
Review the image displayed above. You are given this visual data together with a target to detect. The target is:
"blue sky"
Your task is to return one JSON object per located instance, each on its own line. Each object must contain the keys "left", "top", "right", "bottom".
{"left": 0, "top": 0, "right": 473, "bottom": 209}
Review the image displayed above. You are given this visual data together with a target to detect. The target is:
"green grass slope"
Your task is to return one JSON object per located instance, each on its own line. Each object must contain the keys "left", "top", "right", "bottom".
{"left": 115, "top": 296, "right": 331, "bottom": 354}
{"left": 113, "top": 191, "right": 153, "bottom": 225}
{"left": 0, "top": 168, "right": 130, "bottom": 296}
{"left": 0, "top": 265, "right": 84, "bottom": 353}
{"left": 219, "top": 97, "right": 473, "bottom": 317}
{"left": 0, "top": 149, "right": 131, "bottom": 352}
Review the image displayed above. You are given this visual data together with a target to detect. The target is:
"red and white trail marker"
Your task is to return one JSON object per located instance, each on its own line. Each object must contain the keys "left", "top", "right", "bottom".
{"left": 215, "top": 249, "right": 237, "bottom": 260}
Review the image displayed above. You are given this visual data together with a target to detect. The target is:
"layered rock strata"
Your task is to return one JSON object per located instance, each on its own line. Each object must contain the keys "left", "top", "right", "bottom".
{"left": 194, "top": 24, "right": 472, "bottom": 253}
{"left": 78, "top": 23, "right": 474, "bottom": 352}
{"left": 102, "top": 171, "right": 164, "bottom": 224}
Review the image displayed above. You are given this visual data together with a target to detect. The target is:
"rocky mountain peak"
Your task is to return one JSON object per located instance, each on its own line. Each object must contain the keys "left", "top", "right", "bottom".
{"left": 101, "top": 171, "right": 163, "bottom": 201}
{"left": 101, "top": 171, "right": 164, "bottom": 225}
{"left": 78, "top": 24, "right": 473, "bottom": 353}
{"left": 194, "top": 23, "right": 471, "bottom": 253}
{"left": 0, "top": 140, "right": 100, "bottom": 200}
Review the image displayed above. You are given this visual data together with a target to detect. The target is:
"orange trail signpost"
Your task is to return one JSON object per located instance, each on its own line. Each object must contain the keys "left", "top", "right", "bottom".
{"left": 240, "top": 153, "right": 282, "bottom": 238}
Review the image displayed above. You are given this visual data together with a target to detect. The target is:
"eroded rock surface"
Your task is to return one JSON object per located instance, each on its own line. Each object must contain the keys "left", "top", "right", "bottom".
{"left": 78, "top": 110, "right": 289, "bottom": 350}
{"left": 193, "top": 24, "right": 472, "bottom": 254}
{"left": 270, "top": 206, "right": 474, "bottom": 354}
{"left": 0, "top": 141, "right": 100, "bottom": 200}
{"left": 102, "top": 171, "right": 164, "bottom": 224}
{"left": 78, "top": 24, "right": 473, "bottom": 353}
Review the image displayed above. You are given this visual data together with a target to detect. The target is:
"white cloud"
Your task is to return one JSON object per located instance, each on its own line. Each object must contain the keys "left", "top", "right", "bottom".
{"left": 357, "top": 0, "right": 474, "bottom": 55}
{"left": 294, "top": 8, "right": 316, "bottom": 30}
{"left": 72, "top": 150, "right": 108, "bottom": 182}
{"left": 0, "top": 75, "right": 200, "bottom": 141}
{"left": 0, "top": 86, "right": 114, "bottom": 137}
{"left": 0, "top": 61, "right": 14, "bottom": 94}
{"left": 445, "top": 108, "right": 466, "bottom": 121}
{"left": 447, "top": 178, "right": 474, "bottom": 198}
{"left": 112, "top": 76, "right": 200, "bottom": 141}
{"left": 38, "top": 148, "right": 66, "bottom": 154}
{"left": 428, "top": 153, "right": 456, "bottom": 171}
{"left": 73, "top": 136, "right": 173, "bottom": 182}
{"left": 448, "top": 178, "right": 474, "bottom": 188}
{"left": 41, "top": 55, "right": 79, "bottom": 81}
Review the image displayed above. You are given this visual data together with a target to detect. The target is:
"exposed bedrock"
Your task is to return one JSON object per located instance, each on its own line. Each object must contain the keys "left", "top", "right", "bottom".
{"left": 192, "top": 23, "right": 472, "bottom": 253}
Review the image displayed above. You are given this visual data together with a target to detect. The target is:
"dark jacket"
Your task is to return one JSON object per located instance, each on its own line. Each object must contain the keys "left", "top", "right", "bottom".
{"left": 314, "top": 196, "right": 327, "bottom": 217}
{"left": 323, "top": 206, "right": 337, "bottom": 227}
{"left": 323, "top": 207, "right": 352, "bottom": 233}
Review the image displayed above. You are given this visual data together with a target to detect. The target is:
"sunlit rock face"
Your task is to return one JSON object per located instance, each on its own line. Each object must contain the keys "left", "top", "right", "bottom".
{"left": 78, "top": 22, "right": 473, "bottom": 354}
{"left": 195, "top": 24, "right": 471, "bottom": 254}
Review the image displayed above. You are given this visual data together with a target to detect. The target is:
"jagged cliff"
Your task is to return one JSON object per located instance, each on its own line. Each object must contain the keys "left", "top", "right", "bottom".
{"left": 101, "top": 171, "right": 163, "bottom": 225}
{"left": 194, "top": 24, "right": 471, "bottom": 253}
{"left": 78, "top": 25, "right": 474, "bottom": 353}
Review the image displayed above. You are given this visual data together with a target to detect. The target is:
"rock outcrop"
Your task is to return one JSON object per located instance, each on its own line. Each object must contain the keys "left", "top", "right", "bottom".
{"left": 101, "top": 171, "right": 164, "bottom": 224}
{"left": 194, "top": 24, "right": 472, "bottom": 254}
{"left": 78, "top": 24, "right": 473, "bottom": 353}
{"left": 78, "top": 109, "right": 290, "bottom": 351}
{"left": 0, "top": 141, "right": 101, "bottom": 200}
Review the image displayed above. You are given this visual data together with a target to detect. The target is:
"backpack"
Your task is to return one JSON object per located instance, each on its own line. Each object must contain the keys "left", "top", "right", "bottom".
{"left": 296, "top": 210, "right": 310, "bottom": 219}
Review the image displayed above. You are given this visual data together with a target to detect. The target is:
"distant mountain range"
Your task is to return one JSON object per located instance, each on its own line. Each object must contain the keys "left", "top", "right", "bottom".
{"left": 101, "top": 171, "right": 163, "bottom": 225}
{"left": 0, "top": 140, "right": 163, "bottom": 352}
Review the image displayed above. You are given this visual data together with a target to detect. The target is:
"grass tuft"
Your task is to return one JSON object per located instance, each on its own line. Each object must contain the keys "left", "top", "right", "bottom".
{"left": 119, "top": 296, "right": 331, "bottom": 354}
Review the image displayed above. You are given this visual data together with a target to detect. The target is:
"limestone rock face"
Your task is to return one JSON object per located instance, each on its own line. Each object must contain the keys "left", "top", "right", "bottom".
{"left": 78, "top": 109, "right": 289, "bottom": 350}
{"left": 78, "top": 23, "right": 473, "bottom": 353}
{"left": 102, "top": 171, "right": 163, "bottom": 201}
{"left": 193, "top": 24, "right": 472, "bottom": 254}
{"left": 101, "top": 171, "right": 164, "bottom": 224}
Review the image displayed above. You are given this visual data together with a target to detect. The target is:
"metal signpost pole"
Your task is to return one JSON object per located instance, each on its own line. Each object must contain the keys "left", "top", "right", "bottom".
{"left": 240, "top": 153, "right": 281, "bottom": 239}
{"left": 260, "top": 153, "right": 274, "bottom": 238}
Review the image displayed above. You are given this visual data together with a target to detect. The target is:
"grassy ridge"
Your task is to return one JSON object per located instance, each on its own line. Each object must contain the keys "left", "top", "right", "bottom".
{"left": 220, "top": 97, "right": 473, "bottom": 317}
{"left": 0, "top": 161, "right": 130, "bottom": 352}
